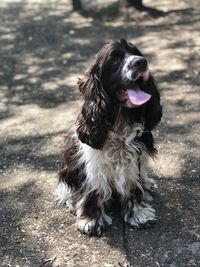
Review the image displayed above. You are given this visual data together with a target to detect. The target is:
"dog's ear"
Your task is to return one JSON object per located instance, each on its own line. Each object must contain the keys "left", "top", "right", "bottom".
{"left": 143, "top": 74, "right": 162, "bottom": 130}
{"left": 76, "top": 64, "right": 114, "bottom": 150}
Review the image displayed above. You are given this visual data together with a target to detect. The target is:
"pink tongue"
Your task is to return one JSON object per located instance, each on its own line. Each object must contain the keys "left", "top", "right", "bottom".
{"left": 127, "top": 87, "right": 151, "bottom": 106}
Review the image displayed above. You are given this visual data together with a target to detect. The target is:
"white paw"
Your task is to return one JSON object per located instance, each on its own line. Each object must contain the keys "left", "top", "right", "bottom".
{"left": 127, "top": 203, "right": 156, "bottom": 227}
{"left": 76, "top": 211, "right": 112, "bottom": 236}
{"left": 77, "top": 218, "right": 103, "bottom": 236}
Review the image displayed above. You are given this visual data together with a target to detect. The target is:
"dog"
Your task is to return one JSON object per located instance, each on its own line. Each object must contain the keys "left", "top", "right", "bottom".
{"left": 56, "top": 39, "right": 162, "bottom": 236}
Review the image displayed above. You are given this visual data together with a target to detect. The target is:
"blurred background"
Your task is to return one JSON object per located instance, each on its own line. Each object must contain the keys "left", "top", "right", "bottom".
{"left": 0, "top": 1, "right": 200, "bottom": 266}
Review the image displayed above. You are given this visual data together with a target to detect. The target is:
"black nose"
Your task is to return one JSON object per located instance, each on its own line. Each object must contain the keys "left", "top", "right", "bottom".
{"left": 134, "top": 58, "right": 147, "bottom": 70}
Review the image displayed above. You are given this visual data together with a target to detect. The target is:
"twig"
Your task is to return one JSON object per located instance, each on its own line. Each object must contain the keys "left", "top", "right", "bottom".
{"left": 40, "top": 255, "right": 57, "bottom": 266}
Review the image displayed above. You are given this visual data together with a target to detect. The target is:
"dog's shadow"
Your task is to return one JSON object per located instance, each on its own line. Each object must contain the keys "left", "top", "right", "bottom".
{"left": 101, "top": 180, "right": 191, "bottom": 266}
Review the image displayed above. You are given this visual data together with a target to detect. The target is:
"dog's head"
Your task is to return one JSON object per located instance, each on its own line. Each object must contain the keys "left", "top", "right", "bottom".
{"left": 76, "top": 39, "right": 162, "bottom": 149}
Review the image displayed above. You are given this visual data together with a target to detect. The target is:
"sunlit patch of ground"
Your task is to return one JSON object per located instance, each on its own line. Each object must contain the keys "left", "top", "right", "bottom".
{"left": 0, "top": 0, "right": 200, "bottom": 266}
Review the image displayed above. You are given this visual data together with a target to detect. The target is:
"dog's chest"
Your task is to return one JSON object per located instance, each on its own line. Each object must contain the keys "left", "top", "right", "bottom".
{"left": 81, "top": 127, "right": 143, "bottom": 198}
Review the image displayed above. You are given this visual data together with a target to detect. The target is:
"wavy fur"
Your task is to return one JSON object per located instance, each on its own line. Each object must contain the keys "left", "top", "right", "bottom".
{"left": 57, "top": 39, "right": 162, "bottom": 236}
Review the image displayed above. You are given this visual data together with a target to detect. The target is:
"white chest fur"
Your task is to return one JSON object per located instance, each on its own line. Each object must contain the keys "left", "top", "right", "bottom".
{"left": 80, "top": 124, "right": 151, "bottom": 203}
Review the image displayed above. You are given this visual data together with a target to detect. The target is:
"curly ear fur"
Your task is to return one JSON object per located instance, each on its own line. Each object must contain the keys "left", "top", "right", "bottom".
{"left": 143, "top": 74, "right": 162, "bottom": 130}
{"left": 76, "top": 66, "right": 115, "bottom": 150}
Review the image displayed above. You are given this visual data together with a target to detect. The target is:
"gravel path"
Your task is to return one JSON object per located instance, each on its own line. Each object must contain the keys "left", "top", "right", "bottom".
{"left": 0, "top": 0, "right": 200, "bottom": 266}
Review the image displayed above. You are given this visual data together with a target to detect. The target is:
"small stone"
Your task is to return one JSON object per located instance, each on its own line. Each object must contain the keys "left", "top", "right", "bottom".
{"left": 69, "top": 30, "right": 75, "bottom": 35}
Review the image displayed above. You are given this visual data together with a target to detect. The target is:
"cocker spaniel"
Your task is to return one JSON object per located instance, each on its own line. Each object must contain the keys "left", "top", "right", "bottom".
{"left": 56, "top": 39, "right": 162, "bottom": 236}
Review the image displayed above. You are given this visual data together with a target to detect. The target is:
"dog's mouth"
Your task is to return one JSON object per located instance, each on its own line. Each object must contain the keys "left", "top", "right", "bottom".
{"left": 116, "top": 78, "right": 151, "bottom": 107}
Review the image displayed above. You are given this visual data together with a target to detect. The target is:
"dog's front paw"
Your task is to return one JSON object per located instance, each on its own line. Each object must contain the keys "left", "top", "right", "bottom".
{"left": 124, "top": 203, "right": 156, "bottom": 228}
{"left": 77, "top": 214, "right": 111, "bottom": 236}
{"left": 77, "top": 218, "right": 102, "bottom": 236}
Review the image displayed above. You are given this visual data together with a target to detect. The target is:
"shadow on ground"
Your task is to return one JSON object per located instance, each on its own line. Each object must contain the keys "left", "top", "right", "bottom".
{"left": 0, "top": 0, "right": 200, "bottom": 266}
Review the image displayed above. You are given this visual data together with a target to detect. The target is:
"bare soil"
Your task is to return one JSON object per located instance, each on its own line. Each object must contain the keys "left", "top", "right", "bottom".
{"left": 0, "top": 0, "right": 200, "bottom": 266}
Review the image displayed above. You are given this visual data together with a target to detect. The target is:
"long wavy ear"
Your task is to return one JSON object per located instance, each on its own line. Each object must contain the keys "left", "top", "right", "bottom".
{"left": 76, "top": 64, "right": 115, "bottom": 150}
{"left": 143, "top": 74, "right": 162, "bottom": 130}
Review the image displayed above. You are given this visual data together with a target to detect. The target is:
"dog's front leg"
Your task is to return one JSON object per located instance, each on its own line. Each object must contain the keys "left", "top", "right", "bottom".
{"left": 76, "top": 192, "right": 112, "bottom": 236}
{"left": 122, "top": 196, "right": 156, "bottom": 228}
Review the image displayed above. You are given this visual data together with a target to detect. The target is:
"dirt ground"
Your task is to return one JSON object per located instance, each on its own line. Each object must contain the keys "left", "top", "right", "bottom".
{"left": 0, "top": 0, "right": 200, "bottom": 266}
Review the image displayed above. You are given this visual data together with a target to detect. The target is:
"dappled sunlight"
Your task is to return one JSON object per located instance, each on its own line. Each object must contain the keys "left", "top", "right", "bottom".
{"left": 0, "top": 0, "right": 200, "bottom": 266}
{"left": 0, "top": 167, "right": 39, "bottom": 190}
{"left": 0, "top": 0, "right": 92, "bottom": 125}
{"left": 145, "top": 0, "right": 188, "bottom": 11}
{"left": 155, "top": 143, "right": 185, "bottom": 178}
{"left": 0, "top": 101, "right": 78, "bottom": 136}
{"left": 1, "top": 33, "right": 16, "bottom": 41}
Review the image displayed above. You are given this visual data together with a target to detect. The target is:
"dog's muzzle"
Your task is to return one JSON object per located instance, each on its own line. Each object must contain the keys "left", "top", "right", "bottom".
{"left": 122, "top": 55, "right": 149, "bottom": 81}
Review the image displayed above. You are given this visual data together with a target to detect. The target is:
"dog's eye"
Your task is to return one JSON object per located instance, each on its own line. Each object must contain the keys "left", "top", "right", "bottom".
{"left": 110, "top": 56, "right": 121, "bottom": 65}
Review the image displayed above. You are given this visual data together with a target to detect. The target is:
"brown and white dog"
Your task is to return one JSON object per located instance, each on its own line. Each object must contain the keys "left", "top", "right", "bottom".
{"left": 56, "top": 39, "right": 162, "bottom": 236}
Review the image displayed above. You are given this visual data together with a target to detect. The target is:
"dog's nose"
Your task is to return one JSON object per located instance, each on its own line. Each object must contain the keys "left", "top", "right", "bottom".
{"left": 128, "top": 57, "right": 147, "bottom": 71}
{"left": 134, "top": 58, "right": 147, "bottom": 69}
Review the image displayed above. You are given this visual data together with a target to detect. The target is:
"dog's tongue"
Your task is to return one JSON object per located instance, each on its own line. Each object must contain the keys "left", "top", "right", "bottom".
{"left": 127, "top": 85, "right": 151, "bottom": 106}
